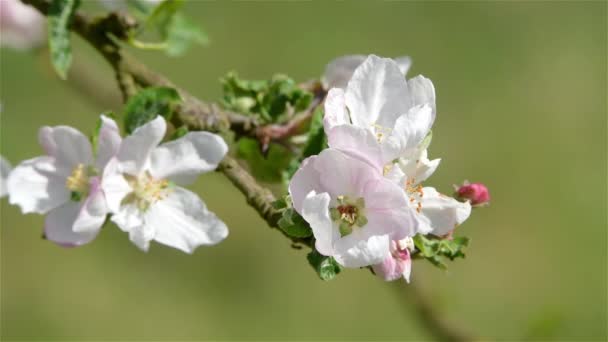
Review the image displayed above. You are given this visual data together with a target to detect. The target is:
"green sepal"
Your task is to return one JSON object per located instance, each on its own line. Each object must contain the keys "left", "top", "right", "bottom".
{"left": 277, "top": 208, "right": 313, "bottom": 239}
{"left": 307, "top": 249, "right": 342, "bottom": 281}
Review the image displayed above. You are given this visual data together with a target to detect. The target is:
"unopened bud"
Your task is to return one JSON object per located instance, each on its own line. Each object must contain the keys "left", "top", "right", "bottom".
{"left": 455, "top": 182, "right": 490, "bottom": 206}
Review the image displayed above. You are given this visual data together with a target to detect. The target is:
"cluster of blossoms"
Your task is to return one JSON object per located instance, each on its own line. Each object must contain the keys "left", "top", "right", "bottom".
{"left": 289, "top": 55, "right": 488, "bottom": 282}
{"left": 3, "top": 116, "right": 229, "bottom": 253}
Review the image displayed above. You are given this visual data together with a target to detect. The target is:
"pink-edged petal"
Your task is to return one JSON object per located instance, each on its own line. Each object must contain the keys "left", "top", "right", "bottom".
{"left": 288, "top": 155, "right": 323, "bottom": 214}
{"left": 391, "top": 104, "right": 434, "bottom": 156}
{"left": 419, "top": 187, "right": 472, "bottom": 236}
{"left": 115, "top": 116, "right": 166, "bottom": 175}
{"left": 323, "top": 88, "right": 349, "bottom": 132}
{"left": 345, "top": 55, "right": 411, "bottom": 129}
{"left": 313, "top": 148, "right": 379, "bottom": 200}
{"left": 101, "top": 158, "right": 132, "bottom": 213}
{"left": 321, "top": 54, "right": 367, "bottom": 90}
{"left": 301, "top": 191, "right": 337, "bottom": 257}
{"left": 72, "top": 177, "right": 107, "bottom": 233}
{"left": 95, "top": 115, "right": 122, "bottom": 171}
{"left": 145, "top": 187, "right": 228, "bottom": 253}
{"left": 38, "top": 126, "right": 93, "bottom": 169}
{"left": 407, "top": 75, "right": 436, "bottom": 117}
{"left": 327, "top": 124, "right": 387, "bottom": 172}
{"left": 7, "top": 156, "right": 70, "bottom": 214}
{"left": 0, "top": 156, "right": 12, "bottom": 197}
{"left": 364, "top": 178, "right": 418, "bottom": 239}
{"left": 44, "top": 201, "right": 100, "bottom": 247}
{"left": 149, "top": 131, "right": 228, "bottom": 185}
{"left": 333, "top": 232, "right": 390, "bottom": 268}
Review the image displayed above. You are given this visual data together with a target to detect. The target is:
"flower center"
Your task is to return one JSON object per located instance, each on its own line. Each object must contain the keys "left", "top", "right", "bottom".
{"left": 330, "top": 195, "right": 367, "bottom": 237}
{"left": 66, "top": 164, "right": 91, "bottom": 201}
{"left": 122, "top": 172, "right": 171, "bottom": 211}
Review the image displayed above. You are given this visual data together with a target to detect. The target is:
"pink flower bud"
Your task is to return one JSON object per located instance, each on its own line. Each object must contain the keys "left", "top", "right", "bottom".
{"left": 0, "top": 0, "right": 45, "bottom": 51}
{"left": 455, "top": 182, "right": 490, "bottom": 206}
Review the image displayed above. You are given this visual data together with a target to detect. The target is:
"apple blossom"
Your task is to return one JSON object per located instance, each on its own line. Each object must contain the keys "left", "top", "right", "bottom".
{"left": 101, "top": 116, "right": 229, "bottom": 253}
{"left": 372, "top": 237, "right": 414, "bottom": 282}
{"left": 455, "top": 182, "right": 490, "bottom": 206}
{"left": 288, "top": 148, "right": 418, "bottom": 268}
{"left": 7, "top": 116, "right": 121, "bottom": 246}
{"left": 0, "top": 156, "right": 12, "bottom": 198}
{"left": 322, "top": 54, "right": 412, "bottom": 90}
{"left": 323, "top": 54, "right": 436, "bottom": 172}
{"left": 0, "top": 0, "right": 45, "bottom": 51}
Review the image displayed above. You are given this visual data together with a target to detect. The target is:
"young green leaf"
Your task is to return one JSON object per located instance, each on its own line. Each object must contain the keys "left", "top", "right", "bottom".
{"left": 48, "top": 0, "right": 80, "bottom": 80}
{"left": 307, "top": 249, "right": 342, "bottom": 281}
{"left": 165, "top": 14, "right": 209, "bottom": 57}
{"left": 236, "top": 138, "right": 292, "bottom": 183}
{"left": 123, "top": 87, "right": 181, "bottom": 134}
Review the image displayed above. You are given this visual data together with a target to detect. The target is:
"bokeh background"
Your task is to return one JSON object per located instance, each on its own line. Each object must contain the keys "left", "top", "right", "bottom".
{"left": 1, "top": 1, "right": 606, "bottom": 340}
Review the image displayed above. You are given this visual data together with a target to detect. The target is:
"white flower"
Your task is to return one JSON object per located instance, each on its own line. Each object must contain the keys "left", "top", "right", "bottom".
{"left": 323, "top": 54, "right": 436, "bottom": 172}
{"left": 101, "top": 116, "right": 229, "bottom": 253}
{"left": 0, "top": 156, "right": 12, "bottom": 198}
{"left": 7, "top": 116, "right": 121, "bottom": 246}
{"left": 0, "top": 0, "right": 45, "bottom": 51}
{"left": 322, "top": 54, "right": 412, "bottom": 90}
{"left": 288, "top": 148, "right": 418, "bottom": 268}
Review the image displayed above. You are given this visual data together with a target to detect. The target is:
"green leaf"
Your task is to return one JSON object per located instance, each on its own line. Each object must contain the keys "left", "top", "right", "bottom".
{"left": 277, "top": 208, "right": 313, "bottom": 238}
{"left": 236, "top": 138, "right": 292, "bottom": 183}
{"left": 48, "top": 0, "right": 80, "bottom": 80}
{"left": 307, "top": 249, "right": 342, "bottom": 281}
{"left": 413, "top": 234, "right": 470, "bottom": 269}
{"left": 123, "top": 87, "right": 181, "bottom": 134}
{"left": 165, "top": 14, "right": 209, "bottom": 57}
{"left": 170, "top": 126, "right": 189, "bottom": 140}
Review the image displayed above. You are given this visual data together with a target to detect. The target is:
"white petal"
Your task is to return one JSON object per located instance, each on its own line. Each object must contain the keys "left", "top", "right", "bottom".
{"left": 391, "top": 104, "right": 434, "bottom": 156}
{"left": 394, "top": 56, "right": 412, "bottom": 76}
{"left": 150, "top": 131, "right": 228, "bottom": 185}
{"left": 115, "top": 116, "right": 166, "bottom": 175}
{"left": 110, "top": 203, "right": 150, "bottom": 251}
{"left": 345, "top": 55, "right": 411, "bottom": 129}
{"left": 419, "top": 187, "right": 472, "bottom": 236}
{"left": 95, "top": 115, "right": 122, "bottom": 171}
{"left": 321, "top": 54, "right": 367, "bottom": 90}
{"left": 0, "top": 156, "right": 12, "bottom": 197}
{"left": 397, "top": 149, "right": 440, "bottom": 186}
{"left": 72, "top": 177, "right": 107, "bottom": 233}
{"left": 323, "top": 88, "right": 350, "bottom": 132}
{"left": 301, "top": 191, "right": 337, "bottom": 257}
{"left": 100, "top": 158, "right": 132, "bottom": 213}
{"left": 145, "top": 187, "right": 228, "bottom": 253}
{"left": 326, "top": 125, "right": 386, "bottom": 171}
{"left": 7, "top": 157, "right": 70, "bottom": 214}
{"left": 407, "top": 75, "right": 436, "bottom": 117}
{"left": 44, "top": 201, "right": 100, "bottom": 247}
{"left": 334, "top": 233, "right": 390, "bottom": 268}
{"left": 288, "top": 155, "right": 323, "bottom": 214}
{"left": 38, "top": 126, "right": 93, "bottom": 169}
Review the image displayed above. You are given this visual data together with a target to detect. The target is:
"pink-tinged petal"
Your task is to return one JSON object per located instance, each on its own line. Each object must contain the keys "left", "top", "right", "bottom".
{"left": 7, "top": 156, "right": 70, "bottom": 214}
{"left": 95, "top": 115, "right": 122, "bottom": 171}
{"left": 345, "top": 55, "right": 411, "bottom": 129}
{"left": 407, "top": 75, "right": 436, "bottom": 117}
{"left": 372, "top": 244, "right": 412, "bottom": 282}
{"left": 100, "top": 158, "right": 132, "bottom": 213}
{"left": 323, "top": 88, "right": 349, "bottom": 132}
{"left": 149, "top": 131, "right": 228, "bottom": 185}
{"left": 419, "top": 187, "right": 472, "bottom": 236}
{"left": 364, "top": 178, "right": 417, "bottom": 239}
{"left": 115, "top": 116, "right": 166, "bottom": 175}
{"left": 38, "top": 126, "right": 94, "bottom": 169}
{"left": 301, "top": 191, "right": 336, "bottom": 257}
{"left": 321, "top": 55, "right": 367, "bottom": 90}
{"left": 0, "top": 156, "right": 12, "bottom": 197}
{"left": 333, "top": 233, "right": 390, "bottom": 268}
{"left": 327, "top": 124, "right": 385, "bottom": 172}
{"left": 44, "top": 201, "right": 99, "bottom": 247}
{"left": 145, "top": 187, "right": 228, "bottom": 253}
{"left": 314, "top": 148, "right": 378, "bottom": 200}
{"left": 72, "top": 177, "right": 107, "bottom": 233}
{"left": 391, "top": 104, "right": 434, "bottom": 157}
{"left": 288, "top": 155, "right": 322, "bottom": 214}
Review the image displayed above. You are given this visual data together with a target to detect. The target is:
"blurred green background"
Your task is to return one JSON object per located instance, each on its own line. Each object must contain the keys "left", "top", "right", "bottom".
{"left": 1, "top": 1, "right": 606, "bottom": 340}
